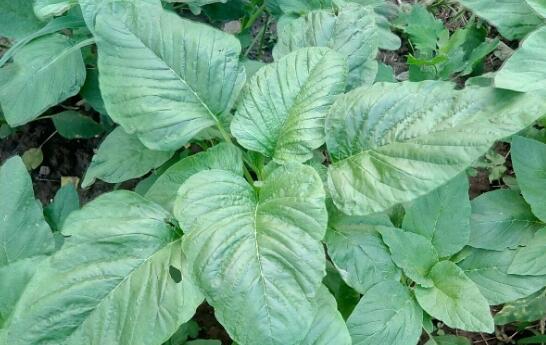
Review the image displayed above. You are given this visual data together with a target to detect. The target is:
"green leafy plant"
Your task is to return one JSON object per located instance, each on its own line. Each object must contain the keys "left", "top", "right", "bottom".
{"left": 1, "top": 0, "right": 546, "bottom": 345}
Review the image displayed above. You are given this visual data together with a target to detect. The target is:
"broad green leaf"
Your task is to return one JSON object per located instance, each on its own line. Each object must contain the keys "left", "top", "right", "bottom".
{"left": 0, "top": 12, "right": 86, "bottom": 68}
{"left": 324, "top": 207, "right": 400, "bottom": 294}
{"left": 34, "top": 0, "right": 77, "bottom": 20}
{"left": 300, "top": 286, "right": 351, "bottom": 345}
{"left": 0, "top": 34, "right": 86, "bottom": 126}
{"left": 95, "top": 4, "right": 245, "bottom": 151}
{"left": 512, "top": 136, "right": 546, "bottom": 222}
{"left": 0, "top": 256, "right": 46, "bottom": 328}
{"left": 80, "top": 67, "right": 106, "bottom": 114}
{"left": 457, "top": 0, "right": 543, "bottom": 40}
{"left": 347, "top": 280, "right": 423, "bottom": 345}
{"left": 322, "top": 263, "right": 360, "bottom": 319}
{"left": 459, "top": 248, "right": 546, "bottom": 305}
{"left": 415, "top": 261, "right": 493, "bottom": 333}
{"left": 78, "top": 0, "right": 162, "bottom": 30}
{"left": 145, "top": 143, "right": 243, "bottom": 212}
{"left": 494, "top": 289, "right": 546, "bottom": 325}
{"left": 403, "top": 174, "right": 471, "bottom": 257}
{"left": 326, "top": 81, "right": 546, "bottom": 215}
{"left": 271, "top": 0, "right": 334, "bottom": 14}
{"left": 496, "top": 27, "right": 546, "bottom": 92}
{"left": 52, "top": 110, "right": 104, "bottom": 139}
{"left": 44, "top": 184, "right": 80, "bottom": 231}
{"left": 231, "top": 47, "right": 346, "bottom": 163}
{"left": 175, "top": 164, "right": 327, "bottom": 345}
{"left": 375, "top": 63, "right": 396, "bottom": 83}
{"left": 379, "top": 227, "right": 439, "bottom": 287}
{"left": 82, "top": 127, "right": 175, "bottom": 187}
{"left": 469, "top": 189, "right": 542, "bottom": 250}
{"left": 526, "top": 0, "right": 546, "bottom": 17}
{"left": 0, "top": 0, "right": 43, "bottom": 39}
{"left": 273, "top": 4, "right": 378, "bottom": 89}
{"left": 0, "top": 156, "right": 54, "bottom": 266}
{"left": 509, "top": 228, "right": 546, "bottom": 276}
{"left": 5, "top": 191, "right": 203, "bottom": 345}
{"left": 425, "top": 335, "right": 471, "bottom": 345}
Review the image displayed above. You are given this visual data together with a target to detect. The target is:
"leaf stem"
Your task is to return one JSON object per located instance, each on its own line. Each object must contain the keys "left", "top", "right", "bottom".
{"left": 243, "top": 15, "right": 270, "bottom": 58}
{"left": 243, "top": 2, "right": 267, "bottom": 30}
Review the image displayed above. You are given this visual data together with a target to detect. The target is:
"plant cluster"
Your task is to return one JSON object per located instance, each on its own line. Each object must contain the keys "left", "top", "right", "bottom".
{"left": 0, "top": 0, "right": 545, "bottom": 344}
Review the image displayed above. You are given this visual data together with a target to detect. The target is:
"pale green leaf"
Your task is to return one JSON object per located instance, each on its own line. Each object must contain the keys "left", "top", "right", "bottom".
{"left": 379, "top": 227, "right": 439, "bottom": 287}
{"left": 469, "top": 189, "right": 542, "bottom": 250}
{"left": 509, "top": 228, "right": 546, "bottom": 276}
{"left": 300, "top": 286, "right": 351, "bottom": 345}
{"left": 44, "top": 184, "right": 80, "bottom": 232}
{"left": 496, "top": 27, "right": 546, "bottom": 92}
{"left": 231, "top": 47, "right": 346, "bottom": 163}
{"left": 175, "top": 164, "right": 327, "bottom": 345}
{"left": 494, "top": 289, "right": 546, "bottom": 325}
{"left": 5, "top": 191, "right": 203, "bottom": 345}
{"left": 82, "top": 127, "right": 175, "bottom": 187}
{"left": 347, "top": 280, "right": 423, "bottom": 345}
{"left": 457, "top": 0, "right": 543, "bottom": 40}
{"left": 0, "top": 34, "right": 86, "bottom": 126}
{"left": 459, "top": 248, "right": 546, "bottom": 305}
{"left": 326, "top": 81, "right": 546, "bottom": 215}
{"left": 526, "top": 0, "right": 546, "bottom": 17}
{"left": 78, "top": 0, "right": 161, "bottom": 31}
{"left": 33, "top": 0, "right": 77, "bottom": 20}
{"left": 0, "top": 0, "right": 43, "bottom": 39}
{"left": 80, "top": 68, "right": 106, "bottom": 114}
{"left": 403, "top": 174, "right": 471, "bottom": 257}
{"left": 22, "top": 147, "right": 43, "bottom": 170}
{"left": 145, "top": 143, "right": 243, "bottom": 212}
{"left": 95, "top": 4, "right": 245, "bottom": 150}
{"left": 324, "top": 207, "right": 400, "bottom": 294}
{"left": 415, "top": 261, "right": 494, "bottom": 333}
{"left": 0, "top": 156, "right": 54, "bottom": 266}
{"left": 512, "top": 136, "right": 546, "bottom": 222}
{"left": 273, "top": 4, "right": 378, "bottom": 89}
{"left": 52, "top": 110, "right": 104, "bottom": 139}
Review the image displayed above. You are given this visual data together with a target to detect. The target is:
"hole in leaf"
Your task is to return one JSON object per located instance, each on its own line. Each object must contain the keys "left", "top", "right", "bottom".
{"left": 169, "top": 265, "right": 182, "bottom": 283}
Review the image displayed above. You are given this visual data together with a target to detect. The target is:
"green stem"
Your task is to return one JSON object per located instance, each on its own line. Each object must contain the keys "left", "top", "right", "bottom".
{"left": 243, "top": 15, "right": 269, "bottom": 58}
{"left": 243, "top": 2, "right": 267, "bottom": 30}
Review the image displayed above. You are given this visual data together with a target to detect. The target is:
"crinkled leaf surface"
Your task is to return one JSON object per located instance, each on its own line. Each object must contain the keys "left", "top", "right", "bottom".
{"left": 175, "top": 164, "right": 327, "bottom": 345}
{"left": 324, "top": 207, "right": 400, "bottom": 294}
{"left": 78, "top": 0, "right": 162, "bottom": 30}
{"left": 231, "top": 47, "right": 346, "bottom": 163}
{"left": 496, "top": 27, "right": 546, "bottom": 92}
{"left": 82, "top": 127, "right": 175, "bottom": 187}
{"left": 459, "top": 248, "right": 546, "bottom": 305}
{"left": 403, "top": 174, "right": 471, "bottom": 257}
{"left": 6, "top": 191, "right": 203, "bottom": 345}
{"left": 0, "top": 156, "right": 54, "bottom": 266}
{"left": 509, "top": 228, "right": 546, "bottom": 276}
{"left": 379, "top": 227, "right": 439, "bottom": 287}
{"left": 512, "top": 136, "right": 546, "bottom": 222}
{"left": 347, "top": 280, "right": 423, "bottom": 345}
{"left": 0, "top": 0, "right": 43, "bottom": 39}
{"left": 300, "top": 286, "right": 351, "bottom": 345}
{"left": 458, "top": 0, "right": 544, "bottom": 40}
{"left": 0, "top": 34, "right": 86, "bottom": 126}
{"left": 34, "top": 0, "right": 76, "bottom": 20}
{"left": 415, "top": 261, "right": 494, "bottom": 333}
{"left": 146, "top": 143, "right": 243, "bottom": 212}
{"left": 526, "top": 0, "right": 546, "bottom": 17}
{"left": 95, "top": 4, "right": 245, "bottom": 150}
{"left": 326, "top": 81, "right": 546, "bottom": 215}
{"left": 469, "top": 189, "right": 542, "bottom": 250}
{"left": 273, "top": 4, "right": 378, "bottom": 89}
